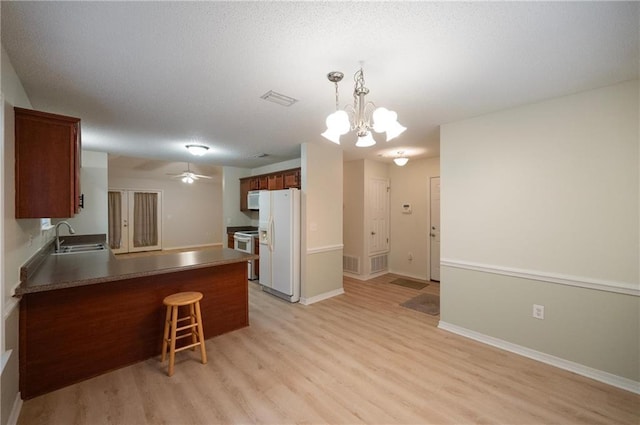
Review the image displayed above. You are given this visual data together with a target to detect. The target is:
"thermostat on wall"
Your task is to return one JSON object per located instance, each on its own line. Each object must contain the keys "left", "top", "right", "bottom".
{"left": 402, "top": 203, "right": 412, "bottom": 214}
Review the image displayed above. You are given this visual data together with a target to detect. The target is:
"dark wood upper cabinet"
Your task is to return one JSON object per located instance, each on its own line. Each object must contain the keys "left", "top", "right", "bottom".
{"left": 15, "top": 107, "right": 81, "bottom": 218}
{"left": 239, "top": 167, "right": 301, "bottom": 211}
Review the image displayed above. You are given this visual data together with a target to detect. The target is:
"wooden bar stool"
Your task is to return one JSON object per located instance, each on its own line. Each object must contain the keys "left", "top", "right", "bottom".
{"left": 161, "top": 291, "right": 207, "bottom": 376}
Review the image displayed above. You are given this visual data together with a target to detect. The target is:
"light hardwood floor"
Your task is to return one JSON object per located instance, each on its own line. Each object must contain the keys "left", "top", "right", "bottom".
{"left": 18, "top": 274, "right": 639, "bottom": 425}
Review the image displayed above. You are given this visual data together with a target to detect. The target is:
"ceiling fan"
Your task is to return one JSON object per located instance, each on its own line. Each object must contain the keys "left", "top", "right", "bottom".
{"left": 166, "top": 163, "right": 213, "bottom": 184}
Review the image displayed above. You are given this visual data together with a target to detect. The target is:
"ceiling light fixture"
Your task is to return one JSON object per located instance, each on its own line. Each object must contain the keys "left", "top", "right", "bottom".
{"left": 185, "top": 144, "right": 209, "bottom": 156}
{"left": 321, "top": 67, "right": 406, "bottom": 147}
{"left": 393, "top": 151, "right": 409, "bottom": 167}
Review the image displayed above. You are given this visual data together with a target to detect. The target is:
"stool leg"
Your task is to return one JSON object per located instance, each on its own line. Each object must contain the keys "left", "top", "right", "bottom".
{"left": 168, "top": 305, "right": 178, "bottom": 376}
{"left": 161, "top": 305, "right": 171, "bottom": 363}
{"left": 194, "top": 301, "right": 207, "bottom": 364}
{"left": 189, "top": 303, "right": 197, "bottom": 350}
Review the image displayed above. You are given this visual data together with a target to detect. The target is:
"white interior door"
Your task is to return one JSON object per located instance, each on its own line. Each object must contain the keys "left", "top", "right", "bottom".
{"left": 368, "top": 178, "right": 389, "bottom": 254}
{"left": 430, "top": 177, "right": 441, "bottom": 281}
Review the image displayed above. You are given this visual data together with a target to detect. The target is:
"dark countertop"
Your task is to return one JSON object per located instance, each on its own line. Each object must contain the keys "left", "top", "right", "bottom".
{"left": 16, "top": 236, "right": 258, "bottom": 295}
{"left": 226, "top": 226, "right": 258, "bottom": 235}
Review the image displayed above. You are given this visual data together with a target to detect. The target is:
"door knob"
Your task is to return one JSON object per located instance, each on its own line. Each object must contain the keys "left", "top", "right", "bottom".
{"left": 371, "top": 231, "right": 376, "bottom": 235}
{"left": 430, "top": 233, "right": 436, "bottom": 237}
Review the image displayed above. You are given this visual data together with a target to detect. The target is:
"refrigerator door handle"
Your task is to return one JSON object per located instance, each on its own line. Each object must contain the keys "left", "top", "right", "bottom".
{"left": 269, "top": 216, "right": 274, "bottom": 252}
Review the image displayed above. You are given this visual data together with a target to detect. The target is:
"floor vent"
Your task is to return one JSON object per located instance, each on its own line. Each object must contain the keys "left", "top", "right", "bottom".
{"left": 370, "top": 254, "right": 388, "bottom": 274}
{"left": 343, "top": 255, "right": 360, "bottom": 274}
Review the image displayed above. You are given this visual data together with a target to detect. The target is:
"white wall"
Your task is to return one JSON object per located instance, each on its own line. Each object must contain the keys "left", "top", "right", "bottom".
{"left": 108, "top": 174, "right": 222, "bottom": 250}
{"left": 54, "top": 150, "right": 109, "bottom": 236}
{"left": 300, "top": 142, "right": 344, "bottom": 303}
{"left": 221, "top": 166, "right": 252, "bottom": 230}
{"left": 440, "top": 80, "right": 639, "bottom": 386}
{"left": 343, "top": 160, "right": 365, "bottom": 273}
{"left": 2, "top": 45, "right": 35, "bottom": 425}
{"left": 389, "top": 157, "right": 440, "bottom": 280}
{"left": 251, "top": 158, "right": 301, "bottom": 176}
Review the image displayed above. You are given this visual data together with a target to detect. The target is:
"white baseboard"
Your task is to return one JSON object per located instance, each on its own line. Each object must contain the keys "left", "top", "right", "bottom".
{"left": 7, "top": 392, "right": 22, "bottom": 425}
{"left": 387, "top": 269, "right": 429, "bottom": 282}
{"left": 438, "top": 321, "right": 640, "bottom": 395}
{"left": 342, "top": 270, "right": 388, "bottom": 281}
{"left": 300, "top": 288, "right": 345, "bottom": 305}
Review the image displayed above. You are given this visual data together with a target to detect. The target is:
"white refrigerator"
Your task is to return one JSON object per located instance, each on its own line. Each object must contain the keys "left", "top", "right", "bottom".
{"left": 258, "top": 188, "right": 300, "bottom": 303}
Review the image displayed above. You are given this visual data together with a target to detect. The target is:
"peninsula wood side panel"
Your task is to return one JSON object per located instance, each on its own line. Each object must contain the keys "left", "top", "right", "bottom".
{"left": 19, "top": 262, "right": 248, "bottom": 399}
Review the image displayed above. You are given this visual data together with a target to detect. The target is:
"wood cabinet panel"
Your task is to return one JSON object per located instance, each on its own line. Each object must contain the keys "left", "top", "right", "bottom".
{"left": 239, "top": 168, "right": 301, "bottom": 211}
{"left": 268, "top": 174, "right": 284, "bottom": 190}
{"left": 15, "top": 107, "right": 81, "bottom": 218}
{"left": 20, "top": 262, "right": 249, "bottom": 399}
{"left": 239, "top": 178, "right": 250, "bottom": 211}
{"left": 284, "top": 169, "right": 301, "bottom": 189}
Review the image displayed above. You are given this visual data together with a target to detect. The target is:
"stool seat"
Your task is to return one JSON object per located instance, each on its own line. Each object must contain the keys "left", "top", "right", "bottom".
{"left": 161, "top": 291, "right": 207, "bottom": 376}
{"left": 163, "top": 291, "right": 203, "bottom": 306}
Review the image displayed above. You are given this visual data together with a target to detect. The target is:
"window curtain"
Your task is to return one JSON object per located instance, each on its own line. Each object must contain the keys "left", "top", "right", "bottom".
{"left": 107, "top": 191, "right": 122, "bottom": 249}
{"left": 133, "top": 192, "right": 158, "bottom": 248}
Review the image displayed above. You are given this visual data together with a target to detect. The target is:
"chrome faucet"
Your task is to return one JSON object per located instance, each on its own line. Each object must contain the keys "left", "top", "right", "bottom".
{"left": 55, "top": 221, "right": 76, "bottom": 252}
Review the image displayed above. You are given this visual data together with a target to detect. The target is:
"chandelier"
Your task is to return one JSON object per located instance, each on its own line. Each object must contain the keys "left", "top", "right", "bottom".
{"left": 321, "top": 68, "right": 406, "bottom": 147}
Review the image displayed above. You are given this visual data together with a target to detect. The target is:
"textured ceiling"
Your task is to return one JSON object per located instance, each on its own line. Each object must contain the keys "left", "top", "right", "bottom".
{"left": 2, "top": 2, "right": 638, "bottom": 168}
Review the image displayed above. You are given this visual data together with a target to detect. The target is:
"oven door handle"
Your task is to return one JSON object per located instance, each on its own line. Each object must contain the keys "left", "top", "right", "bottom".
{"left": 234, "top": 236, "right": 252, "bottom": 243}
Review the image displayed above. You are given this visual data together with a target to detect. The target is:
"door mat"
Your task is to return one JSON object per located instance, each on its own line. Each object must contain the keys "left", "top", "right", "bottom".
{"left": 400, "top": 294, "right": 440, "bottom": 316}
{"left": 389, "top": 278, "right": 428, "bottom": 290}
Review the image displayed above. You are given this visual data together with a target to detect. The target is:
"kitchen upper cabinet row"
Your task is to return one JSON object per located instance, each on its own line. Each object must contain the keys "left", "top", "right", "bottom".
{"left": 239, "top": 168, "right": 300, "bottom": 211}
{"left": 14, "top": 107, "right": 82, "bottom": 218}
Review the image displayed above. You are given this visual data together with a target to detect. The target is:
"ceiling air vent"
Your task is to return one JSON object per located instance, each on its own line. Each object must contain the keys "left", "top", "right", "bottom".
{"left": 260, "top": 90, "right": 298, "bottom": 107}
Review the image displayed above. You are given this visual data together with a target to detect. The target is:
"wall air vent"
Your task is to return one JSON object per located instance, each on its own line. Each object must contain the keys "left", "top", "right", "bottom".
{"left": 370, "top": 254, "right": 388, "bottom": 274}
{"left": 260, "top": 90, "right": 298, "bottom": 107}
{"left": 343, "top": 255, "right": 360, "bottom": 274}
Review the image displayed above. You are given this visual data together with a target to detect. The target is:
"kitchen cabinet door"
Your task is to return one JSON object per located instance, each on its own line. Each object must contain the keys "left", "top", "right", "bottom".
{"left": 15, "top": 107, "right": 81, "bottom": 218}
{"left": 239, "top": 178, "right": 251, "bottom": 211}
{"left": 268, "top": 173, "right": 284, "bottom": 190}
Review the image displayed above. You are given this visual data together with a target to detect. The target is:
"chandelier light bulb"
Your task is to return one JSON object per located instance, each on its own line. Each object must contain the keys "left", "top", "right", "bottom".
{"left": 385, "top": 119, "right": 407, "bottom": 141}
{"left": 372, "top": 107, "right": 392, "bottom": 133}
{"left": 321, "top": 128, "right": 342, "bottom": 144}
{"left": 321, "top": 110, "right": 351, "bottom": 144}
{"left": 355, "top": 132, "right": 376, "bottom": 147}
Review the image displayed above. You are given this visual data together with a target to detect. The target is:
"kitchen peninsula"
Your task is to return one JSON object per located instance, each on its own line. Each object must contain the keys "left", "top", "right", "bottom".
{"left": 16, "top": 239, "right": 257, "bottom": 399}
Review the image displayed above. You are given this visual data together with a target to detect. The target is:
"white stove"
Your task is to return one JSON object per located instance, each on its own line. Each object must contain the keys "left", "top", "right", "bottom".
{"left": 233, "top": 231, "right": 259, "bottom": 280}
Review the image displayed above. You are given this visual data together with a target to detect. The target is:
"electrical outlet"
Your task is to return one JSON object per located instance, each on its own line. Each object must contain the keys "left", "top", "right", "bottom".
{"left": 533, "top": 304, "right": 545, "bottom": 320}
{"left": 28, "top": 234, "right": 33, "bottom": 247}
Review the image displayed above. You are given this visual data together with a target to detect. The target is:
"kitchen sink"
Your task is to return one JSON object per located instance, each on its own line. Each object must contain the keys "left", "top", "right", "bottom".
{"left": 53, "top": 243, "right": 107, "bottom": 255}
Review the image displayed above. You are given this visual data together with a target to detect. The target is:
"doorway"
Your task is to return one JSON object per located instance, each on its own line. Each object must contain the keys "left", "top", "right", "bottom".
{"left": 108, "top": 190, "right": 162, "bottom": 254}
{"left": 429, "top": 177, "right": 440, "bottom": 281}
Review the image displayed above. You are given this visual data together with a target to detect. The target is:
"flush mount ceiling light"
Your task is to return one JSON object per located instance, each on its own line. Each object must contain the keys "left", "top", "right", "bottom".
{"left": 393, "top": 151, "right": 409, "bottom": 166}
{"left": 185, "top": 144, "right": 209, "bottom": 156}
{"left": 321, "top": 68, "right": 406, "bottom": 147}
